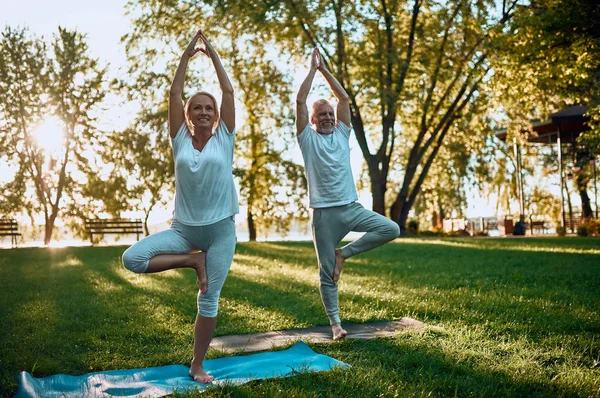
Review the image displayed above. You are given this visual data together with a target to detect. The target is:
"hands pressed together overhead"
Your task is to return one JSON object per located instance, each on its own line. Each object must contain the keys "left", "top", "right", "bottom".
{"left": 310, "top": 47, "right": 327, "bottom": 72}
{"left": 184, "top": 29, "right": 215, "bottom": 59}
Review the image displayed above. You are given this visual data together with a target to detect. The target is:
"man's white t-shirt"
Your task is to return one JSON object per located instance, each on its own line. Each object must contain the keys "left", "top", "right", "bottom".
{"left": 297, "top": 121, "right": 358, "bottom": 208}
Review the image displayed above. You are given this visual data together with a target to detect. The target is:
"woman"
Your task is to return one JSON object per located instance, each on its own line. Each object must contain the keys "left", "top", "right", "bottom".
{"left": 122, "top": 29, "right": 238, "bottom": 384}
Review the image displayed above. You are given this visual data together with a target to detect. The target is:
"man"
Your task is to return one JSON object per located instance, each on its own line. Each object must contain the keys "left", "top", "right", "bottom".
{"left": 296, "top": 48, "right": 401, "bottom": 340}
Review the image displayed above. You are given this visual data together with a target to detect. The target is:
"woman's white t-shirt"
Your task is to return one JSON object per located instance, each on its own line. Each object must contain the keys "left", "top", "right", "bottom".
{"left": 171, "top": 120, "right": 239, "bottom": 226}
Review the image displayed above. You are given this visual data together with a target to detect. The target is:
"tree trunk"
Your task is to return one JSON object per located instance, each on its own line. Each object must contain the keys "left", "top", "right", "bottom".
{"left": 579, "top": 189, "right": 593, "bottom": 219}
{"left": 143, "top": 212, "right": 150, "bottom": 237}
{"left": 247, "top": 206, "right": 256, "bottom": 242}
{"left": 368, "top": 161, "right": 387, "bottom": 215}
{"left": 391, "top": 193, "right": 409, "bottom": 234}
{"left": 399, "top": 201, "right": 411, "bottom": 235}
{"left": 575, "top": 171, "right": 593, "bottom": 219}
{"left": 43, "top": 216, "right": 55, "bottom": 245}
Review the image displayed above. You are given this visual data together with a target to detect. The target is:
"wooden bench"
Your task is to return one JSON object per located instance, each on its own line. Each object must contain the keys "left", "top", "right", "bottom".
{"left": 0, "top": 219, "right": 21, "bottom": 247}
{"left": 85, "top": 219, "right": 144, "bottom": 244}
{"left": 529, "top": 219, "right": 548, "bottom": 235}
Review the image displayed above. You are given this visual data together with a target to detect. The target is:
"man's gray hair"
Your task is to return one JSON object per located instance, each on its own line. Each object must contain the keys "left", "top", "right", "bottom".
{"left": 310, "top": 99, "right": 333, "bottom": 119}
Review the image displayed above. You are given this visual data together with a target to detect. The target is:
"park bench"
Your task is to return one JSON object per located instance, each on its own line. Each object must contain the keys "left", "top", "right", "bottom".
{"left": 85, "top": 219, "right": 144, "bottom": 244}
{"left": 529, "top": 219, "right": 548, "bottom": 235}
{"left": 0, "top": 219, "right": 21, "bottom": 247}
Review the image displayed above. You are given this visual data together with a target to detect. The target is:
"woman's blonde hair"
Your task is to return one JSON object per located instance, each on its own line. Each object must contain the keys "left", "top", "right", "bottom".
{"left": 184, "top": 91, "right": 220, "bottom": 133}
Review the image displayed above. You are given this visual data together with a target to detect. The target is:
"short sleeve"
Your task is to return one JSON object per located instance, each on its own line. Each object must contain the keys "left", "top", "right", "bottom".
{"left": 170, "top": 122, "right": 189, "bottom": 155}
{"left": 336, "top": 121, "right": 352, "bottom": 139}
{"left": 216, "top": 119, "right": 235, "bottom": 137}
{"left": 297, "top": 124, "right": 314, "bottom": 148}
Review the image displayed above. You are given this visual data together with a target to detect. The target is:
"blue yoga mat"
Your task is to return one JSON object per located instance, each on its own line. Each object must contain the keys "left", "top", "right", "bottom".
{"left": 14, "top": 341, "right": 349, "bottom": 397}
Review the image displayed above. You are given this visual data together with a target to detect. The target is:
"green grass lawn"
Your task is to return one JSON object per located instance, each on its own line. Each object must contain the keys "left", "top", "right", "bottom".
{"left": 1, "top": 237, "right": 599, "bottom": 397}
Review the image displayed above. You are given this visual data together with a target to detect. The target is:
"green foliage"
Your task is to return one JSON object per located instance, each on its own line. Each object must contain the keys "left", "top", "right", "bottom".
{"left": 0, "top": 26, "right": 106, "bottom": 244}
{"left": 510, "top": 0, "right": 600, "bottom": 107}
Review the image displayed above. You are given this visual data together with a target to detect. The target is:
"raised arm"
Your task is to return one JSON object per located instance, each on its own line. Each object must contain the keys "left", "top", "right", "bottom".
{"left": 198, "top": 31, "right": 235, "bottom": 133}
{"left": 296, "top": 48, "right": 319, "bottom": 135}
{"left": 317, "top": 50, "right": 351, "bottom": 127}
{"left": 169, "top": 31, "right": 202, "bottom": 138}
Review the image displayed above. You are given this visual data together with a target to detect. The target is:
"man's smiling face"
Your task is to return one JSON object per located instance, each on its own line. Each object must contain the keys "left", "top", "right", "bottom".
{"left": 311, "top": 102, "right": 335, "bottom": 135}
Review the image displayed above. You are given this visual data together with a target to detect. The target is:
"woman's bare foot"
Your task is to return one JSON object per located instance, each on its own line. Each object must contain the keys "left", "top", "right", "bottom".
{"left": 189, "top": 362, "right": 214, "bottom": 384}
{"left": 192, "top": 252, "right": 208, "bottom": 293}
{"left": 332, "top": 323, "right": 347, "bottom": 340}
{"left": 333, "top": 249, "right": 345, "bottom": 284}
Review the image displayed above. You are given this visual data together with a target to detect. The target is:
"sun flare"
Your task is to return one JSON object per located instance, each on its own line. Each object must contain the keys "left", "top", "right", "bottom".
{"left": 32, "top": 116, "right": 65, "bottom": 154}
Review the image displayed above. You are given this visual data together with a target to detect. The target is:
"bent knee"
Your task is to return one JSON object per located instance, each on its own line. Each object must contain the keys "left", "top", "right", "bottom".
{"left": 385, "top": 221, "right": 401, "bottom": 240}
{"left": 198, "top": 290, "right": 221, "bottom": 317}
{"left": 122, "top": 248, "right": 148, "bottom": 274}
{"left": 391, "top": 222, "right": 401, "bottom": 238}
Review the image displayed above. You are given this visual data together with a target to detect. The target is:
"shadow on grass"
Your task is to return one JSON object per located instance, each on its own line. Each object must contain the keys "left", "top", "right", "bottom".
{"left": 0, "top": 246, "right": 201, "bottom": 395}
{"left": 235, "top": 240, "right": 600, "bottom": 339}
{"left": 204, "top": 336, "right": 576, "bottom": 398}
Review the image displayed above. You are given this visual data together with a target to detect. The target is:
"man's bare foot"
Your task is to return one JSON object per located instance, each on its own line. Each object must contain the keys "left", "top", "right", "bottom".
{"left": 192, "top": 252, "right": 208, "bottom": 294}
{"left": 189, "top": 362, "right": 214, "bottom": 384}
{"left": 332, "top": 323, "right": 347, "bottom": 340}
{"left": 333, "top": 249, "right": 345, "bottom": 284}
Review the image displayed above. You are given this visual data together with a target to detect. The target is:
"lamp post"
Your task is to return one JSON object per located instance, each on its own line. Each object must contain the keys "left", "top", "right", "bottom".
{"left": 557, "top": 126, "right": 566, "bottom": 229}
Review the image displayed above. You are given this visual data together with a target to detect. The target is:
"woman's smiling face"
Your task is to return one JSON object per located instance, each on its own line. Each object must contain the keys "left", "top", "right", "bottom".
{"left": 187, "top": 94, "right": 218, "bottom": 130}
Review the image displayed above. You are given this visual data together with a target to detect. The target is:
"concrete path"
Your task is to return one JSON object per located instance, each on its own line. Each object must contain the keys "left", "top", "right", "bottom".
{"left": 211, "top": 317, "right": 429, "bottom": 353}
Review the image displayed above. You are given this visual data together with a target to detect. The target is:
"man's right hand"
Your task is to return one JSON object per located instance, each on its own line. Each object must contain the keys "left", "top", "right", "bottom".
{"left": 311, "top": 47, "right": 320, "bottom": 71}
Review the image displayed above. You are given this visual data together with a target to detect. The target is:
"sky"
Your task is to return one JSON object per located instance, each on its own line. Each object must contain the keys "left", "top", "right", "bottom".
{"left": 2, "top": 0, "right": 501, "bottom": 235}
{"left": 3, "top": 0, "right": 130, "bottom": 65}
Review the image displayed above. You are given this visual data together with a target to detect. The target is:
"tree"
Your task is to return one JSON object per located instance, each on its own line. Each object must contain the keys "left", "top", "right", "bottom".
{"left": 0, "top": 26, "right": 106, "bottom": 244}
{"left": 0, "top": 27, "right": 47, "bottom": 219}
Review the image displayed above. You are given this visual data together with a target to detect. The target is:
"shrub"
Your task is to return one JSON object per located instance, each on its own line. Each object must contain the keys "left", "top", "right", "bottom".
{"left": 419, "top": 230, "right": 442, "bottom": 236}
{"left": 407, "top": 220, "right": 419, "bottom": 234}
{"left": 556, "top": 226, "right": 566, "bottom": 236}
{"left": 447, "top": 229, "right": 471, "bottom": 237}
{"left": 577, "top": 219, "right": 600, "bottom": 237}
{"left": 577, "top": 225, "right": 589, "bottom": 237}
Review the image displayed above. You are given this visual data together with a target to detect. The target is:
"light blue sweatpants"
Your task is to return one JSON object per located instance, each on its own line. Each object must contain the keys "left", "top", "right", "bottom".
{"left": 312, "top": 202, "right": 400, "bottom": 325}
{"left": 121, "top": 217, "right": 236, "bottom": 318}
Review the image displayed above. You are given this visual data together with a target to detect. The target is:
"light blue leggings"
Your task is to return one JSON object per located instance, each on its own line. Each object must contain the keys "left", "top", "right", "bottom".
{"left": 122, "top": 217, "right": 236, "bottom": 317}
{"left": 312, "top": 202, "right": 400, "bottom": 325}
